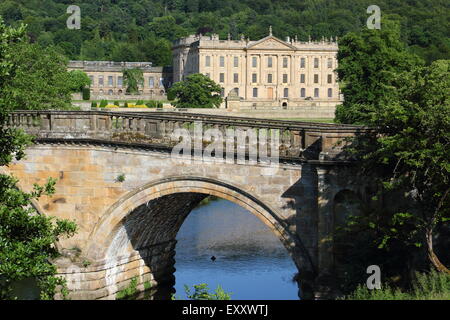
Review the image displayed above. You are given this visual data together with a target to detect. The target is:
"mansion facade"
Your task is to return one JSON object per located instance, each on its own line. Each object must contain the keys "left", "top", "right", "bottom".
{"left": 68, "top": 61, "right": 172, "bottom": 100}
{"left": 172, "top": 29, "right": 342, "bottom": 109}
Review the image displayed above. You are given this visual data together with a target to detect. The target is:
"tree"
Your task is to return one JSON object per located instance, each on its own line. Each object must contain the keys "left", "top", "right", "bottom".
{"left": 335, "top": 21, "right": 450, "bottom": 275}
{"left": 2, "top": 42, "right": 74, "bottom": 110}
{"left": 123, "top": 68, "right": 144, "bottom": 95}
{"left": 168, "top": 73, "right": 222, "bottom": 108}
{"left": 335, "top": 20, "right": 423, "bottom": 125}
{"left": 0, "top": 18, "right": 77, "bottom": 300}
{"left": 68, "top": 70, "right": 91, "bottom": 93}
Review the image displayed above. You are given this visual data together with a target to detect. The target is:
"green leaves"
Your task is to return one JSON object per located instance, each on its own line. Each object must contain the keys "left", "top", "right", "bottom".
{"left": 183, "top": 283, "right": 232, "bottom": 300}
{"left": 0, "top": 21, "right": 77, "bottom": 299}
{"left": 168, "top": 73, "right": 223, "bottom": 109}
{"left": 123, "top": 68, "right": 144, "bottom": 95}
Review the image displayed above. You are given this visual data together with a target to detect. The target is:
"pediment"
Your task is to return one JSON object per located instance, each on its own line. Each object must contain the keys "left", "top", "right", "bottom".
{"left": 247, "top": 36, "right": 296, "bottom": 50}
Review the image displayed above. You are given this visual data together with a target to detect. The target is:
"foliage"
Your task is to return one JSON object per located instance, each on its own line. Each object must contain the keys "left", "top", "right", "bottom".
{"left": 1, "top": 1, "right": 448, "bottom": 64}
{"left": 82, "top": 87, "right": 90, "bottom": 101}
{"left": 343, "top": 270, "right": 450, "bottom": 300}
{"left": 2, "top": 40, "right": 76, "bottom": 110}
{"left": 123, "top": 68, "right": 144, "bottom": 95}
{"left": 116, "top": 277, "right": 138, "bottom": 300}
{"left": 183, "top": 283, "right": 232, "bottom": 300}
{"left": 67, "top": 70, "right": 91, "bottom": 93}
{"left": 335, "top": 19, "right": 423, "bottom": 125}
{"left": 115, "top": 174, "right": 126, "bottom": 183}
{"left": 99, "top": 99, "right": 108, "bottom": 108}
{"left": 146, "top": 100, "right": 163, "bottom": 108}
{"left": 168, "top": 73, "right": 222, "bottom": 108}
{"left": 0, "top": 18, "right": 77, "bottom": 300}
{"left": 334, "top": 19, "right": 450, "bottom": 278}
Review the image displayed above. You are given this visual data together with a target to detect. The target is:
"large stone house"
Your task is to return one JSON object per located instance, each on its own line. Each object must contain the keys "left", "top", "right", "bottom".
{"left": 68, "top": 61, "right": 172, "bottom": 101}
{"left": 172, "top": 28, "right": 343, "bottom": 109}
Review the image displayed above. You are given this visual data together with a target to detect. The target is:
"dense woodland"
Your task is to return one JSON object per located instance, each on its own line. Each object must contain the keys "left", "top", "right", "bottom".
{"left": 1, "top": 0, "right": 449, "bottom": 66}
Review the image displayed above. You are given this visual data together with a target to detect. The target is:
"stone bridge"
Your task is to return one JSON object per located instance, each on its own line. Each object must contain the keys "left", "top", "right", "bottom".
{"left": 3, "top": 111, "right": 370, "bottom": 300}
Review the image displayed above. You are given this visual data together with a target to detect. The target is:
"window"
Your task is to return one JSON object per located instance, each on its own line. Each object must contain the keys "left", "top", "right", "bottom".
{"left": 220, "top": 87, "right": 225, "bottom": 97}
{"left": 159, "top": 77, "right": 164, "bottom": 87}
{"left": 284, "top": 88, "right": 289, "bottom": 98}
{"left": 252, "top": 57, "right": 257, "bottom": 68}
{"left": 108, "top": 89, "right": 113, "bottom": 95}
{"left": 314, "top": 74, "right": 319, "bottom": 84}
{"left": 328, "top": 58, "right": 333, "bottom": 68}
{"left": 205, "top": 56, "right": 211, "bottom": 67}
{"left": 220, "top": 56, "right": 225, "bottom": 67}
{"left": 283, "top": 57, "right": 288, "bottom": 68}
{"left": 268, "top": 56, "right": 273, "bottom": 68}
{"left": 300, "top": 57, "right": 305, "bottom": 68}
{"left": 253, "top": 88, "right": 258, "bottom": 98}
{"left": 219, "top": 73, "right": 225, "bottom": 83}
{"left": 234, "top": 56, "right": 239, "bottom": 67}
{"left": 283, "top": 74, "right": 288, "bottom": 83}
{"left": 328, "top": 88, "right": 332, "bottom": 98}
{"left": 327, "top": 74, "right": 332, "bottom": 84}
{"left": 118, "top": 76, "right": 123, "bottom": 87}
{"left": 149, "top": 77, "right": 155, "bottom": 88}
{"left": 233, "top": 73, "right": 239, "bottom": 83}
{"left": 108, "top": 76, "right": 113, "bottom": 86}
{"left": 314, "top": 88, "right": 319, "bottom": 97}
{"left": 98, "top": 76, "right": 104, "bottom": 86}
{"left": 267, "top": 74, "right": 273, "bottom": 83}
{"left": 252, "top": 73, "right": 257, "bottom": 83}
{"left": 314, "top": 58, "right": 319, "bottom": 68}
{"left": 89, "top": 76, "right": 94, "bottom": 86}
{"left": 301, "top": 88, "right": 306, "bottom": 97}
{"left": 233, "top": 87, "right": 239, "bottom": 96}
{"left": 300, "top": 74, "right": 305, "bottom": 83}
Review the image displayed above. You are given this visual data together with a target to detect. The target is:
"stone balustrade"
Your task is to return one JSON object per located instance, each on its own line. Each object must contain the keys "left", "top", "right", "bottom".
{"left": 7, "top": 110, "right": 368, "bottom": 162}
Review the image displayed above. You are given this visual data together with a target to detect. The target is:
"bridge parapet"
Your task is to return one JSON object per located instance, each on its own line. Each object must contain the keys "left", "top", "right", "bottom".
{"left": 7, "top": 111, "right": 368, "bottom": 162}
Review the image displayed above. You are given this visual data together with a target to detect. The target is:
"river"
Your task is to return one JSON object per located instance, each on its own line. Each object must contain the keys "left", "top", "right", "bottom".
{"left": 173, "top": 198, "right": 299, "bottom": 300}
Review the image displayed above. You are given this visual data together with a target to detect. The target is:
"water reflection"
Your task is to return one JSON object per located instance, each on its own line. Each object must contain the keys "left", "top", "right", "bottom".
{"left": 174, "top": 198, "right": 299, "bottom": 300}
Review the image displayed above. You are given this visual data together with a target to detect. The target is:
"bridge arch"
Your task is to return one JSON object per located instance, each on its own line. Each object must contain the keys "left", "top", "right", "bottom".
{"left": 86, "top": 176, "right": 302, "bottom": 265}
{"left": 82, "top": 176, "right": 312, "bottom": 299}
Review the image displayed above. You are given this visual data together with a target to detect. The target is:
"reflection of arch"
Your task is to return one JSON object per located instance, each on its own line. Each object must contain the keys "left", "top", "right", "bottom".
{"left": 282, "top": 102, "right": 288, "bottom": 109}
{"left": 160, "top": 90, "right": 165, "bottom": 95}
{"left": 86, "top": 176, "right": 303, "bottom": 268}
{"left": 118, "top": 89, "right": 123, "bottom": 95}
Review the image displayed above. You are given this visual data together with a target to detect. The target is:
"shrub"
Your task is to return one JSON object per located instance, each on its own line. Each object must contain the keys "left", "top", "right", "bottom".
{"left": 91, "top": 101, "right": 97, "bottom": 109}
{"left": 183, "top": 283, "right": 232, "bottom": 300}
{"left": 136, "top": 100, "right": 144, "bottom": 105}
{"left": 82, "top": 87, "right": 90, "bottom": 101}
{"left": 146, "top": 100, "right": 157, "bottom": 108}
{"left": 99, "top": 99, "right": 108, "bottom": 108}
{"left": 343, "top": 270, "right": 450, "bottom": 300}
{"left": 114, "top": 101, "right": 120, "bottom": 106}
